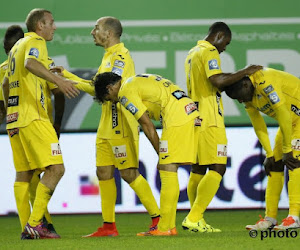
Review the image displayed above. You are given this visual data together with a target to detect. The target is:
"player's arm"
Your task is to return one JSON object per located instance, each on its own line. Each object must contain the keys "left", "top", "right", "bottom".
{"left": 2, "top": 76, "right": 9, "bottom": 109}
{"left": 25, "top": 58, "right": 80, "bottom": 98}
{"left": 51, "top": 88, "right": 65, "bottom": 138}
{"left": 273, "top": 105, "right": 300, "bottom": 169}
{"left": 209, "top": 65, "right": 263, "bottom": 90}
{"left": 0, "top": 101, "right": 5, "bottom": 124}
{"left": 138, "top": 112, "right": 160, "bottom": 154}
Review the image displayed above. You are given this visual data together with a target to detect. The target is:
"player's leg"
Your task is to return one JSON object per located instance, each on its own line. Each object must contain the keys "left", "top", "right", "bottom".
{"left": 20, "top": 120, "right": 63, "bottom": 239}
{"left": 8, "top": 128, "right": 32, "bottom": 232}
{"left": 187, "top": 164, "right": 207, "bottom": 207}
{"left": 182, "top": 127, "right": 226, "bottom": 233}
{"left": 275, "top": 123, "right": 300, "bottom": 229}
{"left": 83, "top": 138, "right": 118, "bottom": 237}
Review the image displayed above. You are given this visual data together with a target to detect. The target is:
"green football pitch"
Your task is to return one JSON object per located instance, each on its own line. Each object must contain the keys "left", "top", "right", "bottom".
{"left": 0, "top": 210, "right": 299, "bottom": 249}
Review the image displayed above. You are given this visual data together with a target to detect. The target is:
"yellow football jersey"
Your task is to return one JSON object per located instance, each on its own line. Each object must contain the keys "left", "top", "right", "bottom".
{"left": 96, "top": 43, "right": 138, "bottom": 140}
{"left": 247, "top": 68, "right": 300, "bottom": 124}
{"left": 118, "top": 74, "right": 199, "bottom": 128}
{"left": 0, "top": 59, "right": 8, "bottom": 101}
{"left": 6, "top": 32, "right": 50, "bottom": 129}
{"left": 185, "top": 40, "right": 224, "bottom": 130}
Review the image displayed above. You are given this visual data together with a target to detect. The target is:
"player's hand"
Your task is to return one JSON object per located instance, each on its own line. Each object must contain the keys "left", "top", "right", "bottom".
{"left": 243, "top": 65, "right": 263, "bottom": 76}
{"left": 57, "top": 78, "right": 80, "bottom": 99}
{"left": 263, "top": 156, "right": 275, "bottom": 176}
{"left": 50, "top": 66, "right": 65, "bottom": 76}
{"left": 283, "top": 151, "right": 300, "bottom": 171}
{"left": 53, "top": 123, "right": 61, "bottom": 139}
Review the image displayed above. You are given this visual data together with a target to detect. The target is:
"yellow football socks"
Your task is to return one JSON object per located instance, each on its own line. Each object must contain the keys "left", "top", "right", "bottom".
{"left": 99, "top": 178, "right": 117, "bottom": 222}
{"left": 288, "top": 168, "right": 300, "bottom": 217}
{"left": 158, "top": 170, "right": 179, "bottom": 232}
{"left": 265, "top": 171, "right": 284, "bottom": 219}
{"left": 188, "top": 170, "right": 222, "bottom": 222}
{"left": 187, "top": 172, "right": 204, "bottom": 207}
{"left": 14, "top": 182, "right": 30, "bottom": 231}
{"left": 28, "top": 182, "right": 52, "bottom": 227}
{"left": 129, "top": 175, "right": 160, "bottom": 218}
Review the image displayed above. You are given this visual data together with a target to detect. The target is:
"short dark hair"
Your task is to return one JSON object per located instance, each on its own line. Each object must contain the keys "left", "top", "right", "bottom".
{"left": 224, "top": 76, "right": 249, "bottom": 99}
{"left": 25, "top": 8, "right": 52, "bottom": 32}
{"left": 93, "top": 72, "right": 122, "bottom": 103}
{"left": 3, "top": 25, "right": 24, "bottom": 54}
{"left": 208, "top": 22, "right": 231, "bottom": 37}
{"left": 102, "top": 17, "right": 123, "bottom": 37}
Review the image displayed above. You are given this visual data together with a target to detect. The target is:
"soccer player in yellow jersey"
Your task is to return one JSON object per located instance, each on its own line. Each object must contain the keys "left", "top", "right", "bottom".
{"left": 183, "top": 22, "right": 262, "bottom": 232}
{"left": 54, "top": 17, "right": 160, "bottom": 237}
{"left": 2, "top": 8, "right": 79, "bottom": 239}
{"left": 225, "top": 67, "right": 300, "bottom": 230}
{"left": 93, "top": 72, "right": 200, "bottom": 236}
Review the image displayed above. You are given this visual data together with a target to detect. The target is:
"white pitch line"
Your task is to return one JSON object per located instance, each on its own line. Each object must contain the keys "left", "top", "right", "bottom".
{"left": 1, "top": 17, "right": 300, "bottom": 29}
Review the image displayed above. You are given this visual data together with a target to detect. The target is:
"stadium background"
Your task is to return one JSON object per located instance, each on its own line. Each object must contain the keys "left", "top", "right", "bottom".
{"left": 0, "top": 0, "right": 299, "bottom": 214}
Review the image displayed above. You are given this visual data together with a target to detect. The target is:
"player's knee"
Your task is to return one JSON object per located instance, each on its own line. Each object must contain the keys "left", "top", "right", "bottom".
{"left": 96, "top": 166, "right": 115, "bottom": 180}
{"left": 15, "top": 170, "right": 34, "bottom": 182}
{"left": 191, "top": 164, "right": 207, "bottom": 175}
{"left": 209, "top": 164, "right": 226, "bottom": 176}
{"left": 51, "top": 164, "right": 65, "bottom": 178}
{"left": 120, "top": 168, "right": 139, "bottom": 184}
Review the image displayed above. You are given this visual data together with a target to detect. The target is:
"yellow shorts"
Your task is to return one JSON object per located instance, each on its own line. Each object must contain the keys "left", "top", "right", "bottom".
{"left": 196, "top": 126, "right": 227, "bottom": 165}
{"left": 273, "top": 122, "right": 300, "bottom": 161}
{"left": 96, "top": 137, "right": 139, "bottom": 170}
{"left": 8, "top": 120, "right": 63, "bottom": 172}
{"left": 159, "top": 119, "right": 197, "bottom": 165}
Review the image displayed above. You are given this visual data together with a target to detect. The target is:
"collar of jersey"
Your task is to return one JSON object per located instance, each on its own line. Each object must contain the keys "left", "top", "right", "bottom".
{"left": 105, "top": 42, "right": 124, "bottom": 53}
{"left": 197, "top": 40, "right": 214, "bottom": 48}
{"left": 25, "top": 32, "right": 45, "bottom": 41}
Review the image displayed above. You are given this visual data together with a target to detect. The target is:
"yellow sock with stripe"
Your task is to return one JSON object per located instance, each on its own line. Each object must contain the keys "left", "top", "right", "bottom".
{"left": 14, "top": 182, "right": 30, "bottom": 231}
{"left": 288, "top": 168, "right": 300, "bottom": 217}
{"left": 265, "top": 171, "right": 284, "bottom": 219}
{"left": 158, "top": 170, "right": 179, "bottom": 232}
{"left": 28, "top": 182, "right": 53, "bottom": 227}
{"left": 187, "top": 172, "right": 205, "bottom": 207}
{"left": 99, "top": 178, "right": 117, "bottom": 223}
{"left": 129, "top": 175, "right": 160, "bottom": 218}
{"left": 188, "top": 170, "right": 222, "bottom": 223}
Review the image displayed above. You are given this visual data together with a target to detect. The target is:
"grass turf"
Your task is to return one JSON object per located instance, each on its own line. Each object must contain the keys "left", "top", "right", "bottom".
{"left": 0, "top": 210, "right": 299, "bottom": 249}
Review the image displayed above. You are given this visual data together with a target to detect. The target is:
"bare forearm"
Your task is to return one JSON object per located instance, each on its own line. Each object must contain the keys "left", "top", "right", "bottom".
{"left": 2, "top": 77, "right": 9, "bottom": 108}
{"left": 0, "top": 101, "right": 5, "bottom": 124}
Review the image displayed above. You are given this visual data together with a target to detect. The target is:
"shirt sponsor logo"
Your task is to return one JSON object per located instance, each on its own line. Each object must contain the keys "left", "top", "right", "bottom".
{"left": 292, "top": 139, "right": 300, "bottom": 151}
{"left": 7, "top": 96, "right": 19, "bottom": 107}
{"left": 217, "top": 144, "right": 227, "bottom": 157}
{"left": 6, "top": 112, "right": 18, "bottom": 124}
{"left": 263, "top": 85, "right": 274, "bottom": 94}
{"left": 51, "top": 143, "right": 62, "bottom": 156}
{"left": 185, "top": 102, "right": 197, "bottom": 115}
{"left": 28, "top": 48, "right": 39, "bottom": 58}
{"left": 257, "top": 103, "right": 271, "bottom": 112}
{"left": 120, "top": 96, "right": 128, "bottom": 106}
{"left": 291, "top": 104, "right": 300, "bottom": 116}
{"left": 112, "top": 103, "right": 118, "bottom": 129}
{"left": 159, "top": 140, "right": 168, "bottom": 153}
{"left": 105, "top": 62, "right": 111, "bottom": 68}
{"left": 126, "top": 103, "right": 138, "bottom": 115}
{"left": 194, "top": 117, "right": 202, "bottom": 126}
{"left": 114, "top": 60, "right": 125, "bottom": 68}
{"left": 8, "top": 128, "right": 19, "bottom": 138}
{"left": 9, "top": 81, "right": 19, "bottom": 89}
{"left": 216, "top": 92, "right": 222, "bottom": 116}
{"left": 172, "top": 90, "right": 188, "bottom": 100}
{"left": 40, "top": 85, "right": 45, "bottom": 109}
{"left": 111, "top": 67, "right": 123, "bottom": 76}
{"left": 208, "top": 59, "right": 219, "bottom": 70}
{"left": 112, "top": 145, "right": 127, "bottom": 158}
{"left": 268, "top": 92, "right": 280, "bottom": 104}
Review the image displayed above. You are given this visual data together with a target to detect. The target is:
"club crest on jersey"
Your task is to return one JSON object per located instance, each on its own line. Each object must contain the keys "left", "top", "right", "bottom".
{"left": 208, "top": 59, "right": 219, "bottom": 70}
{"left": 111, "top": 67, "right": 123, "bottom": 76}
{"left": 268, "top": 92, "right": 280, "bottom": 104}
{"left": 8, "top": 128, "right": 19, "bottom": 138}
{"left": 263, "top": 85, "right": 274, "bottom": 94}
{"left": 28, "top": 48, "right": 39, "bottom": 58}
{"left": 217, "top": 144, "right": 227, "bottom": 157}
{"left": 51, "top": 143, "right": 62, "bottom": 156}
{"left": 120, "top": 96, "right": 128, "bottom": 106}
{"left": 172, "top": 90, "right": 188, "bottom": 100}
{"left": 126, "top": 103, "right": 138, "bottom": 115}
{"left": 159, "top": 140, "right": 168, "bottom": 153}
{"left": 114, "top": 60, "right": 125, "bottom": 68}
{"left": 6, "top": 112, "right": 18, "bottom": 124}
{"left": 112, "top": 145, "right": 127, "bottom": 158}
{"left": 292, "top": 139, "right": 300, "bottom": 151}
{"left": 185, "top": 103, "right": 197, "bottom": 115}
